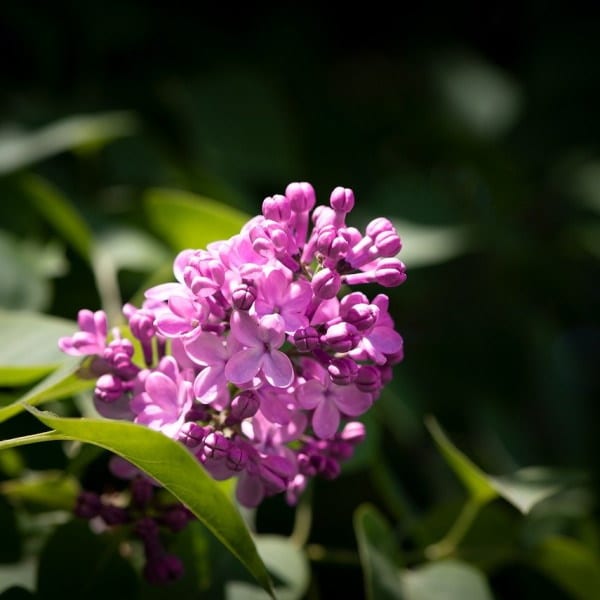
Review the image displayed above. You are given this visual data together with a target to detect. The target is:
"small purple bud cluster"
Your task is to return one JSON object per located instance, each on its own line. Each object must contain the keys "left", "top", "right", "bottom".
{"left": 74, "top": 474, "right": 192, "bottom": 585}
{"left": 60, "top": 183, "right": 406, "bottom": 510}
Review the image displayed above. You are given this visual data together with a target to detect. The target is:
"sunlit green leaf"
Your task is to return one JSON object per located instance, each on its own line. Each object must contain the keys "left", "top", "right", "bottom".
{"left": 532, "top": 536, "right": 600, "bottom": 600}
{"left": 0, "top": 112, "right": 138, "bottom": 176}
{"left": 20, "top": 175, "right": 93, "bottom": 261}
{"left": 489, "top": 467, "right": 588, "bottom": 515}
{"left": 0, "top": 561, "right": 36, "bottom": 595}
{"left": 0, "top": 311, "right": 77, "bottom": 386}
{"left": 425, "top": 417, "right": 497, "bottom": 505}
{"left": 95, "top": 226, "right": 170, "bottom": 273}
{"left": 145, "top": 188, "right": 249, "bottom": 251}
{"left": 0, "top": 471, "right": 79, "bottom": 511}
{"left": 354, "top": 504, "right": 404, "bottom": 600}
{"left": 26, "top": 408, "right": 274, "bottom": 597}
{"left": 392, "top": 219, "right": 470, "bottom": 269}
{"left": 226, "top": 535, "right": 310, "bottom": 600}
{"left": 401, "top": 560, "right": 494, "bottom": 600}
{"left": 434, "top": 52, "right": 522, "bottom": 139}
{"left": 0, "top": 358, "right": 93, "bottom": 424}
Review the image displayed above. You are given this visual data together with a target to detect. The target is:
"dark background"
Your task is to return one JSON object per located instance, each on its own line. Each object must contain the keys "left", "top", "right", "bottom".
{"left": 0, "top": 3, "right": 598, "bottom": 597}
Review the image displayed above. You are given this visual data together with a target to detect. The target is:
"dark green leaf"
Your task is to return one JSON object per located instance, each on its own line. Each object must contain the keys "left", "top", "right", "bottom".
{"left": 37, "top": 520, "right": 138, "bottom": 600}
{"left": 20, "top": 175, "right": 93, "bottom": 261}
{"left": 354, "top": 504, "right": 404, "bottom": 600}
{"left": 401, "top": 560, "right": 494, "bottom": 600}
{"left": 532, "top": 536, "right": 600, "bottom": 600}
{"left": 28, "top": 409, "right": 274, "bottom": 597}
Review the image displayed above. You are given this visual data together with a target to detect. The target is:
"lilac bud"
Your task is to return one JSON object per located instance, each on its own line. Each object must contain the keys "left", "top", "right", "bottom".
{"left": 312, "top": 268, "right": 341, "bottom": 299}
{"left": 262, "top": 194, "right": 291, "bottom": 222}
{"left": 95, "top": 373, "right": 125, "bottom": 403}
{"left": 340, "top": 421, "right": 366, "bottom": 444}
{"left": 134, "top": 516, "right": 159, "bottom": 542}
{"left": 373, "top": 228, "right": 401, "bottom": 257}
{"left": 366, "top": 217, "right": 394, "bottom": 239}
{"left": 226, "top": 444, "right": 249, "bottom": 472}
{"left": 100, "top": 504, "right": 129, "bottom": 526}
{"left": 131, "top": 477, "right": 154, "bottom": 508}
{"left": 375, "top": 259, "right": 407, "bottom": 287}
{"left": 356, "top": 365, "right": 382, "bottom": 394}
{"left": 74, "top": 491, "right": 101, "bottom": 519}
{"left": 322, "top": 457, "right": 341, "bottom": 480}
{"left": 328, "top": 357, "right": 359, "bottom": 385}
{"left": 322, "top": 322, "right": 360, "bottom": 352}
{"left": 286, "top": 182, "right": 316, "bottom": 212}
{"left": 232, "top": 281, "right": 257, "bottom": 310}
{"left": 178, "top": 422, "right": 207, "bottom": 448}
{"left": 230, "top": 390, "right": 260, "bottom": 420}
{"left": 202, "top": 432, "right": 230, "bottom": 460}
{"left": 126, "top": 307, "right": 156, "bottom": 342}
{"left": 161, "top": 504, "right": 192, "bottom": 532}
{"left": 143, "top": 554, "right": 184, "bottom": 586}
{"left": 330, "top": 186, "right": 355, "bottom": 213}
{"left": 344, "top": 303, "right": 379, "bottom": 332}
{"left": 316, "top": 225, "right": 348, "bottom": 261}
{"left": 293, "top": 326, "right": 321, "bottom": 352}
{"left": 260, "top": 455, "right": 294, "bottom": 493}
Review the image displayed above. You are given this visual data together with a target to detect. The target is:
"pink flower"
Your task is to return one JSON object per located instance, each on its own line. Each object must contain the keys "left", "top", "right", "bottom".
{"left": 225, "top": 311, "right": 294, "bottom": 387}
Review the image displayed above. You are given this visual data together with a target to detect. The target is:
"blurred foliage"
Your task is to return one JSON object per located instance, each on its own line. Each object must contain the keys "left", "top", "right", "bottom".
{"left": 0, "top": 2, "right": 598, "bottom": 598}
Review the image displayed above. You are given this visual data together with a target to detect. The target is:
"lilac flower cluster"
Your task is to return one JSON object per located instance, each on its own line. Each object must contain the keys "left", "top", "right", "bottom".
{"left": 60, "top": 183, "right": 406, "bottom": 509}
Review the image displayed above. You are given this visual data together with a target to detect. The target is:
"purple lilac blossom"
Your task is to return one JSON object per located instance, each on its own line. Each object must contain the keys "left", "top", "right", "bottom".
{"left": 59, "top": 183, "right": 406, "bottom": 517}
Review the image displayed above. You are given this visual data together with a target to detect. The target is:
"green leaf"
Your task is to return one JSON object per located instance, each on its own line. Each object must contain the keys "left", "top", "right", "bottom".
{"left": 0, "top": 311, "right": 78, "bottom": 387}
{"left": 532, "top": 536, "right": 600, "bottom": 600}
{"left": 145, "top": 188, "right": 249, "bottom": 251}
{"left": 426, "top": 417, "right": 587, "bottom": 514}
{"left": 0, "top": 357, "right": 93, "bottom": 424}
{"left": 0, "top": 470, "right": 79, "bottom": 511}
{"left": 95, "top": 226, "right": 170, "bottom": 273}
{"left": 36, "top": 520, "right": 138, "bottom": 600}
{"left": 489, "top": 467, "right": 588, "bottom": 515}
{"left": 401, "top": 561, "right": 494, "bottom": 600}
{"left": 226, "top": 535, "right": 310, "bottom": 600}
{"left": 354, "top": 504, "right": 404, "bottom": 600}
{"left": 27, "top": 409, "right": 274, "bottom": 597}
{"left": 20, "top": 175, "right": 93, "bottom": 261}
{"left": 391, "top": 219, "right": 470, "bottom": 269}
{"left": 0, "top": 561, "right": 36, "bottom": 595}
{"left": 425, "top": 417, "right": 497, "bottom": 505}
{"left": 0, "top": 111, "right": 138, "bottom": 175}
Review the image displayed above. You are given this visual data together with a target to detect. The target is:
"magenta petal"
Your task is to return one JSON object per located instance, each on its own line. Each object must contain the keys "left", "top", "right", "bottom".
{"left": 193, "top": 365, "right": 225, "bottom": 401}
{"left": 312, "top": 396, "right": 340, "bottom": 439}
{"left": 369, "top": 327, "right": 403, "bottom": 355}
{"left": 156, "top": 313, "right": 191, "bottom": 337}
{"left": 145, "top": 371, "right": 178, "bottom": 406}
{"left": 225, "top": 347, "right": 264, "bottom": 384}
{"left": 297, "top": 379, "right": 325, "bottom": 410}
{"left": 264, "top": 269, "right": 288, "bottom": 304}
{"left": 236, "top": 473, "right": 264, "bottom": 508}
{"left": 262, "top": 350, "right": 294, "bottom": 387}
{"left": 169, "top": 295, "right": 197, "bottom": 319}
{"left": 230, "top": 311, "right": 260, "bottom": 347}
{"left": 145, "top": 282, "right": 184, "bottom": 301}
{"left": 333, "top": 385, "right": 372, "bottom": 416}
{"left": 185, "top": 332, "right": 228, "bottom": 365}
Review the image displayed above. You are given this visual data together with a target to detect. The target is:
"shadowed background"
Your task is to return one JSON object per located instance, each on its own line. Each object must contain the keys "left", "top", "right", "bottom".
{"left": 0, "top": 3, "right": 598, "bottom": 598}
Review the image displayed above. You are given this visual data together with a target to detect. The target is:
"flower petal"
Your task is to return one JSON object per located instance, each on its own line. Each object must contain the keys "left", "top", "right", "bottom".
{"left": 225, "top": 347, "right": 264, "bottom": 385}
{"left": 184, "top": 332, "right": 228, "bottom": 365}
{"left": 333, "top": 384, "right": 372, "bottom": 416}
{"left": 193, "top": 365, "right": 226, "bottom": 401}
{"left": 262, "top": 350, "right": 294, "bottom": 387}
{"left": 230, "top": 310, "right": 260, "bottom": 347}
{"left": 312, "top": 396, "right": 340, "bottom": 439}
